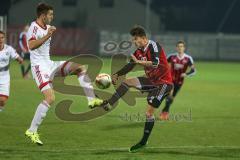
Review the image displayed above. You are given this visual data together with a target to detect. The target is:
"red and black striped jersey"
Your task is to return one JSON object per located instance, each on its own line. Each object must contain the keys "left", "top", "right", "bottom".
{"left": 133, "top": 40, "right": 172, "bottom": 85}
{"left": 167, "top": 53, "right": 194, "bottom": 85}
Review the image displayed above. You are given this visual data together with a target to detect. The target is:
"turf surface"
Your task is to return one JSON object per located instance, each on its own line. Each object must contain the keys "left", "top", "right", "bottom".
{"left": 0, "top": 57, "right": 240, "bottom": 160}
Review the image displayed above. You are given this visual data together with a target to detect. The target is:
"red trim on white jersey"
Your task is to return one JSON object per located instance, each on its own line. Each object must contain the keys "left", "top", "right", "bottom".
{"left": 29, "top": 36, "right": 36, "bottom": 41}
{"left": 35, "top": 21, "right": 47, "bottom": 30}
{"left": 22, "top": 34, "right": 29, "bottom": 51}
{"left": 61, "top": 61, "right": 70, "bottom": 76}
{"left": 39, "top": 81, "right": 52, "bottom": 90}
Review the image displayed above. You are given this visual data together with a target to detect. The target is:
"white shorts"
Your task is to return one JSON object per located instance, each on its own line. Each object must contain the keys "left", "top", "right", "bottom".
{"left": 0, "top": 82, "right": 10, "bottom": 98}
{"left": 31, "top": 61, "right": 72, "bottom": 92}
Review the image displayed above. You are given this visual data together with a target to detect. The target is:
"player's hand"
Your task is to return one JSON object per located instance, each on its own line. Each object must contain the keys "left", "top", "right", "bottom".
{"left": 131, "top": 55, "right": 140, "bottom": 64}
{"left": 181, "top": 73, "right": 187, "bottom": 77}
{"left": 47, "top": 26, "right": 56, "bottom": 36}
{"left": 17, "top": 57, "right": 24, "bottom": 64}
{"left": 22, "top": 48, "right": 27, "bottom": 53}
{"left": 111, "top": 74, "right": 118, "bottom": 85}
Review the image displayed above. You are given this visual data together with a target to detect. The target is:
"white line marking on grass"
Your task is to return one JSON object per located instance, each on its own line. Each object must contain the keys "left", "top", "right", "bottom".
{"left": 1, "top": 146, "right": 240, "bottom": 153}
{"left": 80, "top": 146, "right": 240, "bottom": 151}
{"left": 33, "top": 146, "right": 240, "bottom": 152}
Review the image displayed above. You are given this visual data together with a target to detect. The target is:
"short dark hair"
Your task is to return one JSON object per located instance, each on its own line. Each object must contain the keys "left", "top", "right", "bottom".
{"left": 130, "top": 25, "right": 146, "bottom": 37}
{"left": 37, "top": 3, "right": 53, "bottom": 17}
{"left": 176, "top": 40, "right": 186, "bottom": 47}
{"left": 0, "top": 31, "right": 5, "bottom": 36}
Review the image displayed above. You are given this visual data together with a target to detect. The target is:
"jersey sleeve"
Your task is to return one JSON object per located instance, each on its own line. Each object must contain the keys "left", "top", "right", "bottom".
{"left": 27, "top": 24, "right": 38, "bottom": 41}
{"left": 167, "top": 54, "right": 173, "bottom": 62}
{"left": 115, "top": 59, "right": 136, "bottom": 76}
{"left": 19, "top": 32, "right": 29, "bottom": 51}
{"left": 9, "top": 46, "right": 19, "bottom": 60}
{"left": 149, "top": 41, "right": 161, "bottom": 68}
{"left": 187, "top": 55, "right": 194, "bottom": 66}
{"left": 132, "top": 49, "right": 141, "bottom": 60}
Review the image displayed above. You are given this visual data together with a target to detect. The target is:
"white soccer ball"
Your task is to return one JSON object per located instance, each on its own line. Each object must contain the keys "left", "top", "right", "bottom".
{"left": 95, "top": 73, "right": 112, "bottom": 89}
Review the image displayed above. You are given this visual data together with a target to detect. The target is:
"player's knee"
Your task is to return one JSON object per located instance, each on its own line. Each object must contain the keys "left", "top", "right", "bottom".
{"left": 147, "top": 97, "right": 161, "bottom": 108}
{"left": 0, "top": 97, "right": 7, "bottom": 106}
{"left": 73, "top": 65, "right": 86, "bottom": 76}
{"left": 146, "top": 111, "right": 154, "bottom": 119}
{"left": 123, "top": 79, "right": 135, "bottom": 87}
{"left": 77, "top": 66, "right": 86, "bottom": 74}
{"left": 146, "top": 105, "right": 156, "bottom": 119}
{"left": 44, "top": 94, "right": 55, "bottom": 105}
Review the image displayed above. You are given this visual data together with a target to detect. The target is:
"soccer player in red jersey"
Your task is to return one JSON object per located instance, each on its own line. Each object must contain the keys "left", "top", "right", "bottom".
{"left": 160, "top": 40, "right": 196, "bottom": 120}
{"left": 93, "top": 26, "right": 173, "bottom": 152}
{"left": 19, "top": 24, "right": 31, "bottom": 78}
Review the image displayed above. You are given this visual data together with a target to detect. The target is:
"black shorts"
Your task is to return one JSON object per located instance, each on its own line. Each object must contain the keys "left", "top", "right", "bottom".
{"left": 137, "top": 77, "right": 173, "bottom": 108}
{"left": 173, "top": 83, "right": 182, "bottom": 97}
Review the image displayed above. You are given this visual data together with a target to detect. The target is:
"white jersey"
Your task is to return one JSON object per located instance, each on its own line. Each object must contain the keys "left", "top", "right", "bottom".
{"left": 0, "top": 44, "right": 19, "bottom": 84}
{"left": 27, "top": 21, "right": 51, "bottom": 66}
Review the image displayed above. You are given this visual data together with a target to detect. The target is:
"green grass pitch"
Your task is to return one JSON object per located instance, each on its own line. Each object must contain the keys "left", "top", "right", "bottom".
{"left": 0, "top": 57, "right": 240, "bottom": 160}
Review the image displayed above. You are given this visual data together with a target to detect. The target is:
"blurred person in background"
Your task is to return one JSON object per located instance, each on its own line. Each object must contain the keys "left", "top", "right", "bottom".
{"left": 19, "top": 24, "right": 31, "bottom": 79}
{"left": 160, "top": 40, "right": 196, "bottom": 120}
{"left": 0, "top": 31, "right": 23, "bottom": 112}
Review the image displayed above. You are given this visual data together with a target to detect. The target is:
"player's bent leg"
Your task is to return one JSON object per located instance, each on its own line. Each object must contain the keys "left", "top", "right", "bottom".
{"left": 0, "top": 96, "right": 8, "bottom": 112}
{"left": 130, "top": 84, "right": 172, "bottom": 152}
{"left": 100, "top": 78, "right": 140, "bottom": 111}
{"left": 122, "top": 78, "right": 141, "bottom": 88}
{"left": 65, "top": 62, "right": 85, "bottom": 76}
{"left": 129, "top": 105, "right": 156, "bottom": 153}
{"left": 62, "top": 62, "right": 103, "bottom": 108}
{"left": 25, "top": 88, "right": 54, "bottom": 145}
{"left": 42, "top": 88, "right": 55, "bottom": 105}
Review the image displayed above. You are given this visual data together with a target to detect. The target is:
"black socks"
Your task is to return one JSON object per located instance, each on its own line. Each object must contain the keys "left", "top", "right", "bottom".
{"left": 140, "top": 116, "right": 155, "bottom": 145}
{"left": 108, "top": 82, "right": 129, "bottom": 106}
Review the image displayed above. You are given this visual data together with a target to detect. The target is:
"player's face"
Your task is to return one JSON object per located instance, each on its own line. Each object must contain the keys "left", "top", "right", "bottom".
{"left": 44, "top": 10, "right": 54, "bottom": 25}
{"left": 132, "top": 36, "right": 146, "bottom": 48}
{"left": 0, "top": 33, "right": 5, "bottom": 47}
{"left": 176, "top": 43, "right": 185, "bottom": 54}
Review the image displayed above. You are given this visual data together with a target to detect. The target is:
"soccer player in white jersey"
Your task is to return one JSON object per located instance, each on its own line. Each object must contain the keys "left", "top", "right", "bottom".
{"left": 0, "top": 31, "right": 23, "bottom": 112}
{"left": 25, "top": 3, "right": 103, "bottom": 145}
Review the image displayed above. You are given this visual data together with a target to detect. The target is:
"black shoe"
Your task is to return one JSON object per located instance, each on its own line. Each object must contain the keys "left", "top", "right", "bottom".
{"left": 101, "top": 100, "right": 111, "bottom": 111}
{"left": 129, "top": 142, "right": 147, "bottom": 153}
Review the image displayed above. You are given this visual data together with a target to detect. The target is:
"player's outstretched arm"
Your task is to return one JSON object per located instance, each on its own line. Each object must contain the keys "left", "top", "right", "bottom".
{"left": 28, "top": 26, "right": 56, "bottom": 50}
{"left": 9, "top": 46, "right": 24, "bottom": 64}
{"left": 112, "top": 59, "right": 136, "bottom": 85}
{"left": 181, "top": 65, "right": 196, "bottom": 77}
{"left": 186, "top": 65, "right": 196, "bottom": 77}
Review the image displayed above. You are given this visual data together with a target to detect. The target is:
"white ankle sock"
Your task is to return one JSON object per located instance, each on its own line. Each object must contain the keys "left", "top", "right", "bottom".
{"left": 29, "top": 101, "right": 49, "bottom": 132}
{"left": 78, "top": 74, "right": 95, "bottom": 102}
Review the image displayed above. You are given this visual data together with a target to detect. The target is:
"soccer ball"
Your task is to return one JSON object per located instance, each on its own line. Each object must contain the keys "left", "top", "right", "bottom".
{"left": 95, "top": 73, "right": 112, "bottom": 89}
